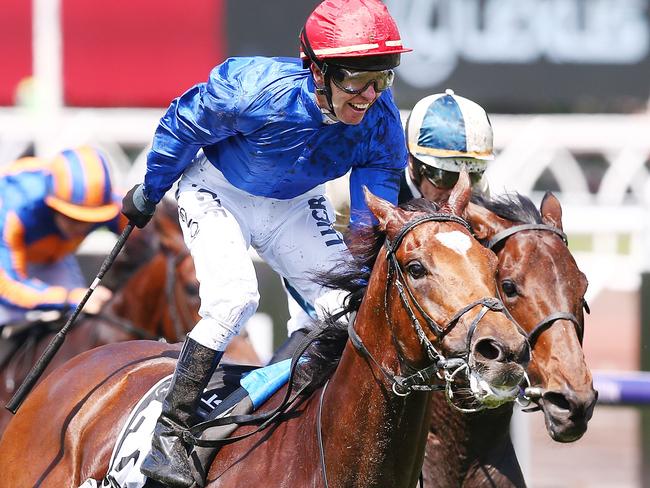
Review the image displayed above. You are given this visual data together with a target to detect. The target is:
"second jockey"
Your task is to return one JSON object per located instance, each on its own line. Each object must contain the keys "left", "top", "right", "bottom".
{"left": 0, "top": 147, "right": 125, "bottom": 330}
{"left": 121, "top": 0, "right": 411, "bottom": 486}
{"left": 400, "top": 89, "right": 494, "bottom": 204}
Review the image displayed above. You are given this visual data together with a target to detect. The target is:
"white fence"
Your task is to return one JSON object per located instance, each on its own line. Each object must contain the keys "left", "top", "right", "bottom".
{"left": 1, "top": 108, "right": 649, "bottom": 302}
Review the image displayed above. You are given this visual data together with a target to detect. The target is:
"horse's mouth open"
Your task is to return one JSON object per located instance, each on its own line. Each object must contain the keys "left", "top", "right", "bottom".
{"left": 443, "top": 364, "right": 523, "bottom": 411}
{"left": 468, "top": 372, "right": 521, "bottom": 408}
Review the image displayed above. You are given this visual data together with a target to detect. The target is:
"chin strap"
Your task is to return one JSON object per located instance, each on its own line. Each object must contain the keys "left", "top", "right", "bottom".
{"left": 315, "top": 70, "right": 337, "bottom": 118}
{"left": 301, "top": 27, "right": 338, "bottom": 118}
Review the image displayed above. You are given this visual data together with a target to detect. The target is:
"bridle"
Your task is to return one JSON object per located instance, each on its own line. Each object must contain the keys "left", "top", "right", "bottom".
{"left": 486, "top": 223, "right": 588, "bottom": 407}
{"left": 95, "top": 249, "right": 196, "bottom": 343}
{"left": 165, "top": 250, "right": 197, "bottom": 342}
{"left": 347, "top": 213, "right": 514, "bottom": 400}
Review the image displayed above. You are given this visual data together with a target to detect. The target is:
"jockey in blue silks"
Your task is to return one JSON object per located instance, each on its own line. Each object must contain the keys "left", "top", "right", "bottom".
{"left": 120, "top": 1, "right": 412, "bottom": 486}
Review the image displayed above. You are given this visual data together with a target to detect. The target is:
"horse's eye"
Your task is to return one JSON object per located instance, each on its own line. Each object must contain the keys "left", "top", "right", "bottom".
{"left": 407, "top": 261, "right": 427, "bottom": 279}
{"left": 501, "top": 279, "right": 518, "bottom": 297}
{"left": 184, "top": 284, "right": 200, "bottom": 297}
{"left": 582, "top": 298, "right": 590, "bottom": 315}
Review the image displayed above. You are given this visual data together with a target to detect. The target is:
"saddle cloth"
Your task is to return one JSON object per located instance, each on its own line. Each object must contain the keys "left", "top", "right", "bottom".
{"left": 79, "top": 359, "right": 293, "bottom": 488}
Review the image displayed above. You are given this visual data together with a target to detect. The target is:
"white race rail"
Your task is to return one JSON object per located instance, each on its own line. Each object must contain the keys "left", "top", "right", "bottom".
{"left": 1, "top": 108, "right": 649, "bottom": 302}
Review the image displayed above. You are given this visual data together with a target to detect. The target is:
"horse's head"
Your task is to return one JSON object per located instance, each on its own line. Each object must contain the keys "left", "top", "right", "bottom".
{"left": 467, "top": 192, "right": 597, "bottom": 442}
{"left": 362, "top": 173, "right": 529, "bottom": 411}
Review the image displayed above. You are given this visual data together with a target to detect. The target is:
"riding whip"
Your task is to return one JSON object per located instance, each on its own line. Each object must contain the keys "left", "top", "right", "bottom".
{"left": 5, "top": 223, "right": 135, "bottom": 413}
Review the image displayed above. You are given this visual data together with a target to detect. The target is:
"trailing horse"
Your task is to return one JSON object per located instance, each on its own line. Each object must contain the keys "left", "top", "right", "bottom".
{"left": 420, "top": 192, "right": 597, "bottom": 487}
{"left": 0, "top": 178, "right": 529, "bottom": 487}
{"left": 0, "top": 199, "right": 259, "bottom": 434}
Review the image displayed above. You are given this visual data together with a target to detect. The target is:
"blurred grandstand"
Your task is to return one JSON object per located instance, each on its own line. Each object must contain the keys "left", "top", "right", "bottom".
{"left": 1, "top": 1, "right": 650, "bottom": 486}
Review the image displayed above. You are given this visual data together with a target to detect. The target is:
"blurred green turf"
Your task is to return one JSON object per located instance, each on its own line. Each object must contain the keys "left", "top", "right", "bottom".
{"left": 568, "top": 234, "right": 631, "bottom": 254}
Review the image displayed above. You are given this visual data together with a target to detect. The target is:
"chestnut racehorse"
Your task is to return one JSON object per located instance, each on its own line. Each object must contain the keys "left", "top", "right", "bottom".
{"left": 0, "top": 199, "right": 259, "bottom": 434}
{"left": 420, "top": 192, "right": 597, "bottom": 487}
{"left": 0, "top": 181, "right": 530, "bottom": 487}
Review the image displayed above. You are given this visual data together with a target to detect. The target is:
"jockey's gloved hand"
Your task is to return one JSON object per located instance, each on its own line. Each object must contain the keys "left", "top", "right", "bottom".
{"left": 122, "top": 184, "right": 156, "bottom": 228}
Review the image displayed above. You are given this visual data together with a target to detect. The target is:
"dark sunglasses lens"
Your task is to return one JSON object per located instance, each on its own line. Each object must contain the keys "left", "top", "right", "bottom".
{"left": 422, "top": 165, "right": 484, "bottom": 189}
{"left": 332, "top": 69, "right": 394, "bottom": 94}
{"left": 424, "top": 168, "right": 458, "bottom": 189}
{"left": 438, "top": 171, "right": 459, "bottom": 188}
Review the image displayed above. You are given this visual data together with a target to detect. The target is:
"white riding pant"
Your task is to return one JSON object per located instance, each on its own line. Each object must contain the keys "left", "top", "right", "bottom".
{"left": 0, "top": 255, "right": 85, "bottom": 327}
{"left": 177, "top": 155, "right": 348, "bottom": 352}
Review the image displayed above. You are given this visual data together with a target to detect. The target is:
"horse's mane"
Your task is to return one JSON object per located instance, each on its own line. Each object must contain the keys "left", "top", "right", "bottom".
{"left": 296, "top": 198, "right": 440, "bottom": 391}
{"left": 472, "top": 192, "right": 542, "bottom": 225}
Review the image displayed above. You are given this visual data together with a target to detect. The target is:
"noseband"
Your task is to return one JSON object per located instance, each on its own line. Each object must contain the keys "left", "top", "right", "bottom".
{"left": 348, "top": 213, "right": 511, "bottom": 398}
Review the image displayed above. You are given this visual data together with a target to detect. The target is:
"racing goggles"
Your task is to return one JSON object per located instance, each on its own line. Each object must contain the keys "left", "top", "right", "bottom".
{"left": 419, "top": 163, "right": 485, "bottom": 189}
{"left": 330, "top": 68, "right": 395, "bottom": 95}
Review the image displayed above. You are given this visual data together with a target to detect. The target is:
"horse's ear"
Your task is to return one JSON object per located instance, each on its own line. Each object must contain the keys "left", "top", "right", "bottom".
{"left": 464, "top": 201, "right": 508, "bottom": 241}
{"left": 540, "top": 192, "right": 563, "bottom": 230}
{"left": 447, "top": 168, "right": 471, "bottom": 216}
{"left": 364, "top": 187, "right": 398, "bottom": 232}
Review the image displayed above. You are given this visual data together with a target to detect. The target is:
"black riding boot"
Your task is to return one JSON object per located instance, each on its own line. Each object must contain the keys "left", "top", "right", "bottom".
{"left": 141, "top": 338, "right": 223, "bottom": 488}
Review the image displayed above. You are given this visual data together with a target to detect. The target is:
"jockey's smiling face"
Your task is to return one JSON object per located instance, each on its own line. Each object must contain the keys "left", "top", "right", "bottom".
{"left": 54, "top": 212, "right": 94, "bottom": 239}
{"left": 312, "top": 67, "right": 382, "bottom": 125}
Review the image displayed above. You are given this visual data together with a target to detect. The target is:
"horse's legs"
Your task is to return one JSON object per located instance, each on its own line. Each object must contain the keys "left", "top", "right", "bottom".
{"left": 141, "top": 338, "right": 222, "bottom": 488}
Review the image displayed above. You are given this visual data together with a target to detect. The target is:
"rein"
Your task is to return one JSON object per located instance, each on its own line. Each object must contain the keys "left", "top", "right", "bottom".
{"left": 314, "top": 378, "right": 426, "bottom": 488}
{"left": 93, "top": 312, "right": 160, "bottom": 340}
{"left": 183, "top": 325, "right": 329, "bottom": 448}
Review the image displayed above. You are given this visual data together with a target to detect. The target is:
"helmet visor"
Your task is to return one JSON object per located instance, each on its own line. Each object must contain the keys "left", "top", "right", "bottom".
{"left": 419, "top": 163, "right": 485, "bottom": 189}
{"left": 330, "top": 68, "right": 394, "bottom": 95}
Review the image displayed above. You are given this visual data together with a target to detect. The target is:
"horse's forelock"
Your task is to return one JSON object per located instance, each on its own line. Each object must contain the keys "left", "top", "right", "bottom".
{"left": 472, "top": 193, "right": 542, "bottom": 225}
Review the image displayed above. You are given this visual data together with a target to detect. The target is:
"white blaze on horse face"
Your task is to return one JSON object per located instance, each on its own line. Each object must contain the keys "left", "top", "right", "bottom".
{"left": 435, "top": 231, "right": 472, "bottom": 255}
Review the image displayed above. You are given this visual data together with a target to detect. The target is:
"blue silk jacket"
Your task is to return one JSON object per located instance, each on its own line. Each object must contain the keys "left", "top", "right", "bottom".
{"left": 142, "top": 56, "right": 407, "bottom": 227}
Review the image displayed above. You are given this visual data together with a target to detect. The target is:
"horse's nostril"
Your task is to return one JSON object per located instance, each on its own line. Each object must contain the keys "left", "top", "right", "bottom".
{"left": 473, "top": 338, "right": 503, "bottom": 362}
{"left": 543, "top": 391, "right": 572, "bottom": 412}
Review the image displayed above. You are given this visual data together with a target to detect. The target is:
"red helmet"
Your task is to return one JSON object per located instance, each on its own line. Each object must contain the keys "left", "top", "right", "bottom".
{"left": 300, "top": 0, "right": 411, "bottom": 70}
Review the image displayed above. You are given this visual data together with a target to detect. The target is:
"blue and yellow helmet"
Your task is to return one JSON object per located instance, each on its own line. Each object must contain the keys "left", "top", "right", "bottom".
{"left": 406, "top": 89, "right": 494, "bottom": 174}
{"left": 46, "top": 146, "right": 119, "bottom": 223}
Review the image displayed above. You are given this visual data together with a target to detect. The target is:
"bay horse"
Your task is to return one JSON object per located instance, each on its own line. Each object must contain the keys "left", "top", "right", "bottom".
{"left": 420, "top": 192, "right": 597, "bottom": 487}
{"left": 0, "top": 180, "right": 530, "bottom": 487}
{"left": 0, "top": 199, "right": 259, "bottom": 434}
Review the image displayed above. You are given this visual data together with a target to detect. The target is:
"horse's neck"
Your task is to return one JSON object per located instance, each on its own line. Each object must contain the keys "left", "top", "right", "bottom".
{"left": 424, "top": 394, "right": 518, "bottom": 486}
{"left": 321, "top": 266, "right": 432, "bottom": 488}
{"left": 110, "top": 253, "right": 167, "bottom": 334}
